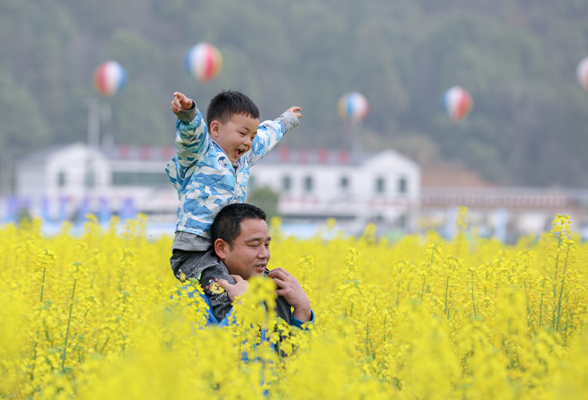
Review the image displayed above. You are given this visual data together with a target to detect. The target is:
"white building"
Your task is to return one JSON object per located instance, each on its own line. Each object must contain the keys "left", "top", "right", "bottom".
{"left": 11, "top": 143, "right": 421, "bottom": 232}
{"left": 12, "top": 142, "right": 586, "bottom": 240}
{"left": 249, "top": 147, "right": 421, "bottom": 231}
{"left": 14, "top": 142, "right": 176, "bottom": 222}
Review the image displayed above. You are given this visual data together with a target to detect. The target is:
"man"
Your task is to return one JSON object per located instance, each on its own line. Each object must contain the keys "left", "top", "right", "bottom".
{"left": 193, "top": 203, "right": 314, "bottom": 327}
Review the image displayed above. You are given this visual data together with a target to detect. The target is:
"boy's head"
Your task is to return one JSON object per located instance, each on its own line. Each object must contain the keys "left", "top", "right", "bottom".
{"left": 207, "top": 91, "right": 260, "bottom": 164}
{"left": 206, "top": 91, "right": 260, "bottom": 127}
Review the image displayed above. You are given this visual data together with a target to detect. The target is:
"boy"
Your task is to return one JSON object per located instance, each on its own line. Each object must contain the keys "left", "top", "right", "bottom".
{"left": 166, "top": 91, "right": 301, "bottom": 321}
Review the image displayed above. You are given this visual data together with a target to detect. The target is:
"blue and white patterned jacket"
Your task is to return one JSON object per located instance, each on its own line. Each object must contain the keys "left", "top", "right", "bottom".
{"left": 165, "top": 104, "right": 299, "bottom": 239}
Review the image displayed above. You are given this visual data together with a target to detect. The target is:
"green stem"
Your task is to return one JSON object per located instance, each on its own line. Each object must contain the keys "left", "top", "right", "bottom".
{"left": 470, "top": 270, "right": 477, "bottom": 317}
{"left": 365, "top": 321, "right": 370, "bottom": 356}
{"left": 31, "top": 267, "right": 48, "bottom": 381}
{"left": 83, "top": 305, "right": 93, "bottom": 320}
{"left": 420, "top": 275, "right": 427, "bottom": 302}
{"left": 555, "top": 245, "right": 570, "bottom": 332}
{"left": 62, "top": 278, "right": 77, "bottom": 370}
{"left": 563, "top": 312, "right": 572, "bottom": 346}
{"left": 538, "top": 280, "right": 545, "bottom": 329}
{"left": 68, "top": 333, "right": 81, "bottom": 351}
{"left": 99, "top": 335, "right": 111, "bottom": 354}
{"left": 119, "top": 268, "right": 125, "bottom": 292}
{"left": 420, "top": 247, "right": 436, "bottom": 302}
{"left": 444, "top": 275, "right": 450, "bottom": 318}
{"left": 523, "top": 280, "right": 536, "bottom": 335}
{"left": 39, "top": 267, "right": 46, "bottom": 303}
{"left": 484, "top": 270, "right": 489, "bottom": 297}
{"left": 552, "top": 236, "right": 562, "bottom": 328}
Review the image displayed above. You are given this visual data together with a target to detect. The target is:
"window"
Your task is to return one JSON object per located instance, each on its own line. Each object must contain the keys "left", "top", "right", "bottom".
{"left": 375, "top": 177, "right": 385, "bottom": 194}
{"left": 58, "top": 171, "right": 67, "bottom": 188}
{"left": 398, "top": 177, "right": 407, "bottom": 194}
{"left": 85, "top": 170, "right": 96, "bottom": 189}
{"left": 304, "top": 176, "right": 313, "bottom": 193}
{"left": 282, "top": 175, "right": 291, "bottom": 191}
{"left": 340, "top": 176, "right": 349, "bottom": 191}
{"left": 397, "top": 214, "right": 407, "bottom": 229}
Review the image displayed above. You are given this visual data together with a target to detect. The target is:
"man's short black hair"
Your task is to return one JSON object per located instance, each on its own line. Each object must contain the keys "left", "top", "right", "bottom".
{"left": 211, "top": 203, "right": 267, "bottom": 249}
{"left": 206, "top": 90, "right": 260, "bottom": 130}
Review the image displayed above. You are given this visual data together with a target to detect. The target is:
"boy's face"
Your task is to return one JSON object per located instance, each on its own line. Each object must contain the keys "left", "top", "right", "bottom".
{"left": 210, "top": 113, "right": 260, "bottom": 163}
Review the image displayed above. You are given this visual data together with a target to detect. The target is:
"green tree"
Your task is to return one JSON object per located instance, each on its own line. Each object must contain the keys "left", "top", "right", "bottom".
{"left": 246, "top": 185, "right": 280, "bottom": 222}
{"left": 3, "top": 0, "right": 588, "bottom": 188}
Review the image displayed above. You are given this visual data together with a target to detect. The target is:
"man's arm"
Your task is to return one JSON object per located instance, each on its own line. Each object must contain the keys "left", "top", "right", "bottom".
{"left": 218, "top": 273, "right": 314, "bottom": 326}
{"left": 268, "top": 267, "right": 312, "bottom": 322}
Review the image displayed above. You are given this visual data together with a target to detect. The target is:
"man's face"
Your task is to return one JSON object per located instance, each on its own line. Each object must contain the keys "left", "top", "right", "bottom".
{"left": 210, "top": 113, "right": 260, "bottom": 163}
{"left": 218, "top": 218, "right": 271, "bottom": 280}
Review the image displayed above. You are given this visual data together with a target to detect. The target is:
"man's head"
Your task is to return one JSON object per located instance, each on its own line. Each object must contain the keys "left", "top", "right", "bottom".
{"left": 207, "top": 91, "right": 260, "bottom": 164}
{"left": 211, "top": 203, "right": 270, "bottom": 280}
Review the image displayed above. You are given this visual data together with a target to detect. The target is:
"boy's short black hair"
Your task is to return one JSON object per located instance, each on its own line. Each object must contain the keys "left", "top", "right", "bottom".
{"left": 211, "top": 203, "right": 267, "bottom": 249}
{"left": 206, "top": 90, "right": 260, "bottom": 130}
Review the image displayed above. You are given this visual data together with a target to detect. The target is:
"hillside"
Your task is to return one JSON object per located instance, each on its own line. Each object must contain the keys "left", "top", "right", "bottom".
{"left": 2, "top": 0, "right": 588, "bottom": 187}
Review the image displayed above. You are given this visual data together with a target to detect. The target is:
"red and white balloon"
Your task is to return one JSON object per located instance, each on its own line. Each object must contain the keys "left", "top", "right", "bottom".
{"left": 185, "top": 43, "right": 223, "bottom": 82}
{"left": 576, "top": 57, "right": 588, "bottom": 93}
{"left": 337, "top": 92, "right": 369, "bottom": 122}
{"left": 93, "top": 61, "right": 127, "bottom": 97}
{"left": 443, "top": 86, "right": 473, "bottom": 122}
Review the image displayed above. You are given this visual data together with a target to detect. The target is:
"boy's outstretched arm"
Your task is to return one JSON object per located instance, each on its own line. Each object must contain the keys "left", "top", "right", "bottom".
{"left": 165, "top": 91, "right": 206, "bottom": 192}
{"left": 284, "top": 106, "right": 303, "bottom": 120}
{"left": 170, "top": 92, "right": 194, "bottom": 113}
{"left": 246, "top": 106, "right": 302, "bottom": 166}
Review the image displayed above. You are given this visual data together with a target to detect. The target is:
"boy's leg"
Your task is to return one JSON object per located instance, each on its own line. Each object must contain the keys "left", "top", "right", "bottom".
{"left": 170, "top": 249, "right": 235, "bottom": 322}
{"left": 170, "top": 249, "right": 206, "bottom": 280}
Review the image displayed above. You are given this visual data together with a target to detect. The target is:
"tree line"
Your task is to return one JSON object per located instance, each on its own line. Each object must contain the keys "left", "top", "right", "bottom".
{"left": 2, "top": 0, "right": 588, "bottom": 188}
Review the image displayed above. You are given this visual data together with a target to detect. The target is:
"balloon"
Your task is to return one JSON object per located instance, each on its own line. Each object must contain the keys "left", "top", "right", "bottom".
{"left": 337, "top": 92, "right": 369, "bottom": 122}
{"left": 185, "top": 43, "right": 223, "bottom": 82}
{"left": 93, "top": 61, "right": 127, "bottom": 97}
{"left": 576, "top": 57, "right": 588, "bottom": 92}
{"left": 444, "top": 86, "right": 473, "bottom": 122}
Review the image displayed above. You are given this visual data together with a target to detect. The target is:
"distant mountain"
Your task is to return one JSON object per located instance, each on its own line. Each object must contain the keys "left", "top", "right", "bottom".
{"left": 1, "top": 0, "right": 588, "bottom": 188}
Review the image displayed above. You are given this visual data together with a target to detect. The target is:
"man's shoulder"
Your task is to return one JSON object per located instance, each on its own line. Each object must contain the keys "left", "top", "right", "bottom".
{"left": 197, "top": 249, "right": 224, "bottom": 268}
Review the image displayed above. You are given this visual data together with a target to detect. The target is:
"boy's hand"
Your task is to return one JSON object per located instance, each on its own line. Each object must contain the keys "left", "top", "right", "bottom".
{"left": 171, "top": 92, "right": 194, "bottom": 113}
{"left": 285, "top": 106, "right": 302, "bottom": 119}
{"left": 218, "top": 274, "right": 249, "bottom": 301}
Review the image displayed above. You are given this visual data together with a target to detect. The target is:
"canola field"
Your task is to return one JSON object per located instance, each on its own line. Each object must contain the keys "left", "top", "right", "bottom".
{"left": 1, "top": 212, "right": 587, "bottom": 399}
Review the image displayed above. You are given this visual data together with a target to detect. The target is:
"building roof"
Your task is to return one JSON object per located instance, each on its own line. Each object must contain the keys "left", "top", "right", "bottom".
{"left": 102, "top": 144, "right": 175, "bottom": 162}
{"left": 18, "top": 143, "right": 78, "bottom": 165}
{"left": 421, "top": 162, "right": 493, "bottom": 188}
{"left": 18, "top": 142, "right": 420, "bottom": 170}
{"left": 258, "top": 146, "right": 418, "bottom": 168}
{"left": 17, "top": 142, "right": 111, "bottom": 167}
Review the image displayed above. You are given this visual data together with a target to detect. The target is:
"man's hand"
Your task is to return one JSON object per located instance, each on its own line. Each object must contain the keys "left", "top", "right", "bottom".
{"left": 268, "top": 268, "right": 312, "bottom": 322}
{"left": 218, "top": 274, "right": 248, "bottom": 301}
{"left": 285, "top": 106, "right": 302, "bottom": 119}
{"left": 171, "top": 92, "right": 194, "bottom": 113}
